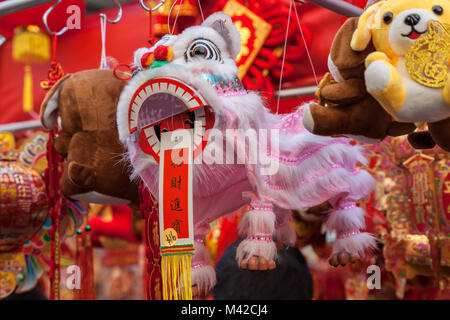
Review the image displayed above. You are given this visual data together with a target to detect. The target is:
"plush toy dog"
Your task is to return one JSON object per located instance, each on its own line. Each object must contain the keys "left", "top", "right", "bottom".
{"left": 303, "top": 17, "right": 416, "bottom": 143}
{"left": 40, "top": 70, "right": 140, "bottom": 206}
{"left": 351, "top": 0, "right": 450, "bottom": 151}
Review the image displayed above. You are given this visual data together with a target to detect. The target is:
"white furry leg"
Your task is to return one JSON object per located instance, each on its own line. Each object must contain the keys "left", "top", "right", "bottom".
{"left": 365, "top": 60, "right": 391, "bottom": 93}
{"left": 192, "top": 237, "right": 216, "bottom": 297}
{"left": 236, "top": 199, "right": 277, "bottom": 268}
{"left": 191, "top": 261, "right": 216, "bottom": 299}
{"left": 327, "top": 199, "right": 377, "bottom": 266}
{"left": 332, "top": 231, "right": 376, "bottom": 258}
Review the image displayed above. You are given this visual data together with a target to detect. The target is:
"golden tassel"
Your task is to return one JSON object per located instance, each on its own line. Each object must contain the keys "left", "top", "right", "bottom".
{"left": 23, "top": 64, "right": 33, "bottom": 113}
{"left": 160, "top": 245, "right": 194, "bottom": 300}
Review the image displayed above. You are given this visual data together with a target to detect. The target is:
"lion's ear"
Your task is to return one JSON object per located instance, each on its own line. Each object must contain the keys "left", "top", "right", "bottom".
{"left": 202, "top": 12, "right": 241, "bottom": 60}
{"left": 351, "top": 1, "right": 385, "bottom": 51}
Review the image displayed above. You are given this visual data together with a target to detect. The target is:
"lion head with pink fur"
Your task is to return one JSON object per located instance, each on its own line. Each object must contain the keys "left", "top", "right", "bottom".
{"left": 117, "top": 12, "right": 377, "bottom": 297}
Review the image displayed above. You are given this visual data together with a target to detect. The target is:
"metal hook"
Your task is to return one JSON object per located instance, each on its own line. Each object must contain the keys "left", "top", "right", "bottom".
{"left": 100, "top": 0, "right": 123, "bottom": 24}
{"left": 139, "top": 0, "right": 166, "bottom": 12}
{"left": 42, "top": 0, "right": 68, "bottom": 36}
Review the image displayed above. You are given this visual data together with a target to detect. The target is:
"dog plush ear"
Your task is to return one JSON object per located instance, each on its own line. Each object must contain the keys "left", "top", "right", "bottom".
{"left": 351, "top": 1, "right": 385, "bottom": 51}
{"left": 202, "top": 12, "right": 241, "bottom": 60}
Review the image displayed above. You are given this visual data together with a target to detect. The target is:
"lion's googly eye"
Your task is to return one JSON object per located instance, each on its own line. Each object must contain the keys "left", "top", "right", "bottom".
{"left": 185, "top": 38, "right": 223, "bottom": 63}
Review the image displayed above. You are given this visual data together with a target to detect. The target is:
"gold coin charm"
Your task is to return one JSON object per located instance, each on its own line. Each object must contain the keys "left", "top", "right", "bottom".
{"left": 406, "top": 20, "right": 450, "bottom": 88}
{"left": 162, "top": 228, "right": 178, "bottom": 247}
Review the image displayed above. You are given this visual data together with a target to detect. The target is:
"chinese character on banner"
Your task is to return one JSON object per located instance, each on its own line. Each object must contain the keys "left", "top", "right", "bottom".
{"left": 159, "top": 130, "right": 194, "bottom": 247}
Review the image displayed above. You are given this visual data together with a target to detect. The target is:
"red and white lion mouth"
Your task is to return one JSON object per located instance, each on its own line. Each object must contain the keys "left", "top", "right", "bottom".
{"left": 127, "top": 77, "right": 215, "bottom": 163}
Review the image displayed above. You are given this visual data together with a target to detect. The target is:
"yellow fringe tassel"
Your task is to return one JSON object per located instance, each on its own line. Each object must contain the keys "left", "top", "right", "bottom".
{"left": 161, "top": 254, "right": 193, "bottom": 300}
{"left": 23, "top": 64, "right": 33, "bottom": 113}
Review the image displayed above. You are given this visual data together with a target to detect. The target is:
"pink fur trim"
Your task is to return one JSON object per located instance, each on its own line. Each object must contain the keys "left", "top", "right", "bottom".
{"left": 326, "top": 206, "right": 366, "bottom": 231}
{"left": 236, "top": 238, "right": 277, "bottom": 263}
{"left": 238, "top": 208, "right": 276, "bottom": 236}
{"left": 259, "top": 167, "right": 375, "bottom": 210}
{"left": 191, "top": 263, "right": 216, "bottom": 296}
{"left": 331, "top": 232, "right": 377, "bottom": 258}
{"left": 269, "top": 139, "right": 350, "bottom": 166}
{"left": 236, "top": 200, "right": 277, "bottom": 263}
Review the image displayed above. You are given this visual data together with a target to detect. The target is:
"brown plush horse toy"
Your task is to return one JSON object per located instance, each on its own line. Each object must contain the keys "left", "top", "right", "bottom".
{"left": 40, "top": 69, "right": 139, "bottom": 206}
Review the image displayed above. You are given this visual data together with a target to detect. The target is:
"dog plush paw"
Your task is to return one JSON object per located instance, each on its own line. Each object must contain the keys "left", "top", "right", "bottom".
{"left": 365, "top": 51, "right": 391, "bottom": 68}
{"left": 365, "top": 60, "right": 392, "bottom": 93}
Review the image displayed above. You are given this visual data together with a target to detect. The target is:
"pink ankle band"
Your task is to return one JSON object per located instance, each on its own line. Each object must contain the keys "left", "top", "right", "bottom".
{"left": 337, "top": 229, "right": 360, "bottom": 240}
{"left": 246, "top": 234, "right": 273, "bottom": 242}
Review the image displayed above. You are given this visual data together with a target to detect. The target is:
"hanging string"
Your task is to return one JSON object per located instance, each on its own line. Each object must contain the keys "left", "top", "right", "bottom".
{"left": 99, "top": 15, "right": 108, "bottom": 69}
{"left": 168, "top": 0, "right": 178, "bottom": 34}
{"left": 168, "top": 0, "right": 184, "bottom": 34}
{"left": 197, "top": 0, "right": 205, "bottom": 21}
{"left": 293, "top": 3, "right": 319, "bottom": 86}
{"left": 276, "top": 0, "right": 293, "bottom": 114}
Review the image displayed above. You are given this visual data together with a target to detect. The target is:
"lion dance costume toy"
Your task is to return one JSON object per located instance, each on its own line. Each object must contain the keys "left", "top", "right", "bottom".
{"left": 116, "top": 12, "right": 377, "bottom": 299}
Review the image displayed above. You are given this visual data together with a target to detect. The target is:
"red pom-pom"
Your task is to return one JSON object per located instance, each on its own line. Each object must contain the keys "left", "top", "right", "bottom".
{"left": 141, "top": 52, "right": 154, "bottom": 69}
{"left": 154, "top": 45, "right": 173, "bottom": 62}
{"left": 154, "top": 46, "right": 168, "bottom": 60}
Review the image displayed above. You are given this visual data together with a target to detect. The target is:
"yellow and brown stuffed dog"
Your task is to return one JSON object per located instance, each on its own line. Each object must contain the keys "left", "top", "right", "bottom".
{"left": 303, "top": 17, "right": 416, "bottom": 143}
{"left": 351, "top": 0, "right": 450, "bottom": 151}
{"left": 40, "top": 70, "right": 139, "bottom": 206}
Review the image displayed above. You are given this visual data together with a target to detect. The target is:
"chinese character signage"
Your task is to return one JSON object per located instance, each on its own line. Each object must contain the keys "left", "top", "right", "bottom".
{"left": 159, "top": 130, "right": 194, "bottom": 248}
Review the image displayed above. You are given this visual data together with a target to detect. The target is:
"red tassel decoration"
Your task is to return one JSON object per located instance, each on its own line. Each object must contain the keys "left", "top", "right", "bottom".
{"left": 82, "top": 225, "right": 95, "bottom": 300}
{"left": 139, "top": 183, "right": 162, "bottom": 300}
{"left": 73, "top": 229, "right": 84, "bottom": 300}
{"left": 42, "top": 33, "right": 65, "bottom": 300}
{"left": 44, "top": 129, "right": 63, "bottom": 300}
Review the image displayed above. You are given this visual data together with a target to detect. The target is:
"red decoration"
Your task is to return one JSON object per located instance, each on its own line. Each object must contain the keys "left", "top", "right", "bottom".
{"left": 42, "top": 31, "right": 66, "bottom": 300}
{"left": 44, "top": 129, "right": 64, "bottom": 300}
{"left": 215, "top": 0, "right": 313, "bottom": 99}
{"left": 88, "top": 205, "right": 140, "bottom": 246}
{"left": 139, "top": 183, "right": 162, "bottom": 300}
{"left": 0, "top": 158, "right": 48, "bottom": 252}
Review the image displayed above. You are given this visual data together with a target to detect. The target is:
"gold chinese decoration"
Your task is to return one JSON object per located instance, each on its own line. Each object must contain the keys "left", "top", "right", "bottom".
{"left": 406, "top": 20, "right": 450, "bottom": 88}
{"left": 162, "top": 228, "right": 178, "bottom": 247}
{"left": 12, "top": 25, "right": 51, "bottom": 112}
{"left": 223, "top": 0, "right": 272, "bottom": 79}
